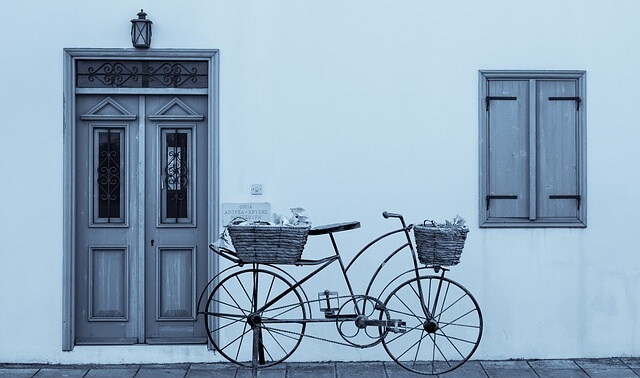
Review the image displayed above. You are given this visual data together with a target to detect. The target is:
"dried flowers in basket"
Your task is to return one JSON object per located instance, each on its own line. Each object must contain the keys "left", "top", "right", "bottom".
{"left": 413, "top": 215, "right": 469, "bottom": 266}
{"left": 221, "top": 208, "right": 311, "bottom": 264}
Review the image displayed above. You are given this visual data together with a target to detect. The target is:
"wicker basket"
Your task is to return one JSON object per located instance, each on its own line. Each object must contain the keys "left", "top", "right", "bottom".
{"left": 227, "top": 224, "right": 310, "bottom": 264}
{"left": 413, "top": 223, "right": 469, "bottom": 266}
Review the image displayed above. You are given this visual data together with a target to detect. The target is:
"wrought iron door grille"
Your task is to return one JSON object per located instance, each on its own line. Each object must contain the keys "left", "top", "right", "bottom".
{"left": 164, "top": 130, "right": 189, "bottom": 220}
{"left": 96, "top": 129, "right": 122, "bottom": 221}
{"left": 77, "top": 60, "right": 208, "bottom": 88}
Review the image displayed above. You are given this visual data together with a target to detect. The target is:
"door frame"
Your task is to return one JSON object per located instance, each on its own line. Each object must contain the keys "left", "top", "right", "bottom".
{"left": 62, "top": 49, "right": 219, "bottom": 351}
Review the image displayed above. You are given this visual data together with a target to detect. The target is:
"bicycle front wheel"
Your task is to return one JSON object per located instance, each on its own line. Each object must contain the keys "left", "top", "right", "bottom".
{"left": 203, "top": 267, "right": 307, "bottom": 367}
{"left": 382, "top": 275, "right": 482, "bottom": 375}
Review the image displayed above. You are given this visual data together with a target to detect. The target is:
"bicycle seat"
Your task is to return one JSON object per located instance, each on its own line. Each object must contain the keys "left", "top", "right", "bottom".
{"left": 309, "top": 221, "right": 361, "bottom": 235}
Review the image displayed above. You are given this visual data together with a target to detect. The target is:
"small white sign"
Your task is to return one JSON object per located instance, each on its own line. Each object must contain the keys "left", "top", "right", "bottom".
{"left": 221, "top": 202, "right": 272, "bottom": 226}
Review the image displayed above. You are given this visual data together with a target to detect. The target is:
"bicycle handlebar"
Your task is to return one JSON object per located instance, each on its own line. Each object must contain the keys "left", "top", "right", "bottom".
{"left": 383, "top": 211, "right": 409, "bottom": 229}
{"left": 382, "top": 211, "right": 402, "bottom": 219}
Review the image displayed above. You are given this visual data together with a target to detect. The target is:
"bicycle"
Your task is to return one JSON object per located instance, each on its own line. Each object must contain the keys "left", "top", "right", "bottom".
{"left": 197, "top": 211, "right": 483, "bottom": 375}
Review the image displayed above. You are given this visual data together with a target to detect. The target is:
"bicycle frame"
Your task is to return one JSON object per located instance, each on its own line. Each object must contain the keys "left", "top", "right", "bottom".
{"left": 201, "top": 212, "right": 440, "bottom": 328}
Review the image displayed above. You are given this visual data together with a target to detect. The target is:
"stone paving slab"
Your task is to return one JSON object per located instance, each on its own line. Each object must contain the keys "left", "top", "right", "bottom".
{"left": 622, "top": 358, "right": 640, "bottom": 376}
{"left": 85, "top": 367, "right": 139, "bottom": 378}
{"left": 528, "top": 359, "right": 589, "bottom": 378}
{"left": 236, "top": 366, "right": 287, "bottom": 378}
{"left": 575, "top": 358, "right": 640, "bottom": 378}
{"left": 186, "top": 363, "right": 239, "bottom": 378}
{"left": 383, "top": 360, "right": 488, "bottom": 377}
{"left": 481, "top": 360, "right": 538, "bottom": 378}
{"left": 34, "top": 367, "right": 89, "bottom": 377}
{"left": 0, "top": 368, "right": 39, "bottom": 377}
{"left": 383, "top": 364, "right": 426, "bottom": 377}
{"left": 286, "top": 362, "right": 335, "bottom": 378}
{"left": 336, "top": 362, "right": 386, "bottom": 378}
{"left": 134, "top": 366, "right": 189, "bottom": 378}
{"left": 442, "top": 361, "right": 488, "bottom": 378}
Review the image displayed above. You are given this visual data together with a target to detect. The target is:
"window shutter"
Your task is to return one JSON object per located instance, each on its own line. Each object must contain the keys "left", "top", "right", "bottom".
{"left": 486, "top": 80, "right": 530, "bottom": 219}
{"left": 536, "top": 80, "right": 580, "bottom": 218}
{"left": 480, "top": 71, "right": 586, "bottom": 228}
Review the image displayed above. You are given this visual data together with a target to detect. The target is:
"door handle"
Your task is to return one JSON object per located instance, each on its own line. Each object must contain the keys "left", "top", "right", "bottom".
{"left": 151, "top": 239, "right": 154, "bottom": 246}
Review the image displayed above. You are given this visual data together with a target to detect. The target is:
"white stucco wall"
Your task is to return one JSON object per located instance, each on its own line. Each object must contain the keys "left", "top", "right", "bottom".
{"left": 1, "top": 0, "right": 640, "bottom": 364}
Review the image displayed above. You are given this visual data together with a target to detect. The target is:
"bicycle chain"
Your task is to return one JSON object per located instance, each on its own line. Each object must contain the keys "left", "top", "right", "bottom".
{"left": 260, "top": 294, "right": 388, "bottom": 349}
{"left": 260, "top": 324, "right": 371, "bottom": 349}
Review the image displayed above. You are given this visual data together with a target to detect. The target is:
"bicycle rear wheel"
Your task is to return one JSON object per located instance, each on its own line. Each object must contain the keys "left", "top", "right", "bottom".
{"left": 203, "top": 267, "right": 307, "bottom": 367}
{"left": 382, "top": 275, "right": 482, "bottom": 375}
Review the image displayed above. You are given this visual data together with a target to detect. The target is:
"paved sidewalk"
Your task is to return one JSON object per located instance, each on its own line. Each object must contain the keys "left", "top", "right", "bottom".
{"left": 1, "top": 358, "right": 640, "bottom": 377}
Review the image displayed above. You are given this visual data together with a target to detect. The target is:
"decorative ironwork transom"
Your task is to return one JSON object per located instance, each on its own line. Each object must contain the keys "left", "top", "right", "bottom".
{"left": 77, "top": 60, "right": 208, "bottom": 88}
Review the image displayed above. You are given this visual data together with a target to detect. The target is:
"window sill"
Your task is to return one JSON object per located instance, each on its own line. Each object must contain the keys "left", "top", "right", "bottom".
{"left": 480, "top": 218, "right": 587, "bottom": 228}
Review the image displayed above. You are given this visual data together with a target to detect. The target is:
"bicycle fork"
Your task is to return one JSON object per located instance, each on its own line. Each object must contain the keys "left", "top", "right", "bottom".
{"left": 418, "top": 267, "right": 448, "bottom": 334}
{"left": 389, "top": 211, "right": 448, "bottom": 334}
{"left": 249, "top": 268, "right": 266, "bottom": 368}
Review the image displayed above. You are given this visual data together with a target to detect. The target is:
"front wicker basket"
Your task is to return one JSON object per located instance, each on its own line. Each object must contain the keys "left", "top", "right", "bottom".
{"left": 413, "top": 224, "right": 469, "bottom": 266}
{"left": 227, "top": 224, "right": 310, "bottom": 264}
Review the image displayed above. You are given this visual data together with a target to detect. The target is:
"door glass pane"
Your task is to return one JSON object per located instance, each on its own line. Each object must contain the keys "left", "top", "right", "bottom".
{"left": 161, "top": 128, "right": 193, "bottom": 224}
{"left": 93, "top": 127, "right": 126, "bottom": 224}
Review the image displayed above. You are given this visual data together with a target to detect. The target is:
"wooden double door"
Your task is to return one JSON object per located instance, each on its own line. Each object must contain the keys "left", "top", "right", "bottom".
{"left": 74, "top": 94, "right": 208, "bottom": 344}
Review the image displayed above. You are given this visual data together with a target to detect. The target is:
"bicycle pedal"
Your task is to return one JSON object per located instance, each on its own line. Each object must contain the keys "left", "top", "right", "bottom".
{"left": 318, "top": 290, "right": 339, "bottom": 315}
{"left": 323, "top": 309, "right": 338, "bottom": 317}
{"left": 388, "top": 319, "right": 407, "bottom": 334}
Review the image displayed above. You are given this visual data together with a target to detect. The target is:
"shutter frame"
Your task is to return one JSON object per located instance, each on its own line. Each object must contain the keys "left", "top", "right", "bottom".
{"left": 479, "top": 70, "right": 586, "bottom": 228}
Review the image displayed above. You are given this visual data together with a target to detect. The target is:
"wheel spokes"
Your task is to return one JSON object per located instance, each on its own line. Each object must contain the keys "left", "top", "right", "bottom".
{"left": 205, "top": 268, "right": 306, "bottom": 368}
{"left": 382, "top": 275, "right": 482, "bottom": 376}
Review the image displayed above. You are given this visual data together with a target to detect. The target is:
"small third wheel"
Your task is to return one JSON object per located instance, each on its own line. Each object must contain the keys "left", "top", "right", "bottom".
{"left": 382, "top": 275, "right": 483, "bottom": 375}
{"left": 336, "top": 295, "right": 390, "bottom": 348}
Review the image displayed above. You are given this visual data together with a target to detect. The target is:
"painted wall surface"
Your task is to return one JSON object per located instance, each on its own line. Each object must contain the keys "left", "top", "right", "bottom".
{"left": 1, "top": 0, "right": 640, "bottom": 364}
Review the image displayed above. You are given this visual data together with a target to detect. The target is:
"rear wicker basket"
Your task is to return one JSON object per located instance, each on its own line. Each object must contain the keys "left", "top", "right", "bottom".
{"left": 413, "top": 223, "right": 469, "bottom": 266}
{"left": 227, "top": 224, "right": 310, "bottom": 264}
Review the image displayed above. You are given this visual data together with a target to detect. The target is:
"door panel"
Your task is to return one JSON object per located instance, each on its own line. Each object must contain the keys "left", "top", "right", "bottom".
{"left": 144, "top": 95, "right": 208, "bottom": 342}
{"left": 75, "top": 95, "right": 139, "bottom": 344}
{"left": 156, "top": 247, "right": 195, "bottom": 320}
{"left": 89, "top": 247, "right": 128, "bottom": 320}
{"left": 75, "top": 94, "right": 208, "bottom": 345}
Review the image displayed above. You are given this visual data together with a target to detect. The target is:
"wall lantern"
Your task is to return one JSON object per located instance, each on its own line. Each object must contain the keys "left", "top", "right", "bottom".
{"left": 131, "top": 9, "right": 152, "bottom": 48}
